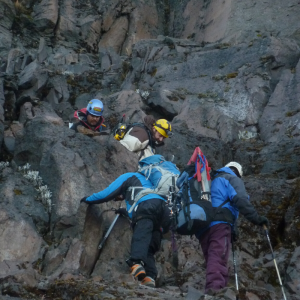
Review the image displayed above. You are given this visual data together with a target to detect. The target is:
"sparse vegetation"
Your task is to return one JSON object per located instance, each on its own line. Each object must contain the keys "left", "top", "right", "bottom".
{"left": 121, "top": 61, "right": 130, "bottom": 80}
{"left": 224, "top": 85, "right": 231, "bottom": 92}
{"left": 286, "top": 110, "right": 299, "bottom": 117}
{"left": 212, "top": 72, "right": 238, "bottom": 81}
{"left": 215, "top": 43, "right": 231, "bottom": 49}
{"left": 226, "top": 72, "right": 238, "bottom": 79}
{"left": 13, "top": 0, "right": 30, "bottom": 15}
{"left": 260, "top": 55, "right": 275, "bottom": 63}
{"left": 198, "top": 91, "right": 218, "bottom": 99}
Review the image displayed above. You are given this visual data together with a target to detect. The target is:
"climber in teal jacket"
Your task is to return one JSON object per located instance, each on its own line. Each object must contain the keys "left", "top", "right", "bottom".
{"left": 80, "top": 172, "right": 171, "bottom": 288}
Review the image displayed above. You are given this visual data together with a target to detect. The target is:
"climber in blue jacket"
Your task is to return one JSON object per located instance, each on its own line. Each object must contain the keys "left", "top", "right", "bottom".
{"left": 196, "top": 162, "right": 269, "bottom": 296}
{"left": 80, "top": 172, "right": 171, "bottom": 288}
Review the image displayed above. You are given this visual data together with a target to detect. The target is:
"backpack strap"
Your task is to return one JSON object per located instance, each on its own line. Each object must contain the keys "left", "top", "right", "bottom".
{"left": 126, "top": 123, "right": 154, "bottom": 160}
{"left": 216, "top": 198, "right": 230, "bottom": 209}
{"left": 129, "top": 123, "right": 154, "bottom": 149}
{"left": 209, "top": 171, "right": 235, "bottom": 223}
{"left": 214, "top": 198, "right": 235, "bottom": 223}
{"left": 140, "top": 125, "right": 154, "bottom": 160}
{"left": 138, "top": 161, "right": 162, "bottom": 178}
{"left": 127, "top": 187, "right": 145, "bottom": 213}
{"left": 127, "top": 183, "right": 167, "bottom": 214}
{"left": 182, "top": 181, "right": 193, "bottom": 230}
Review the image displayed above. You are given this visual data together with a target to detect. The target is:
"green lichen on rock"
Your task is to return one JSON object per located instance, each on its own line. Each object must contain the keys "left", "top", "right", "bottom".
{"left": 198, "top": 91, "right": 218, "bottom": 99}
{"left": 286, "top": 110, "right": 299, "bottom": 117}
{"left": 14, "top": 189, "right": 23, "bottom": 195}
{"left": 226, "top": 72, "right": 238, "bottom": 79}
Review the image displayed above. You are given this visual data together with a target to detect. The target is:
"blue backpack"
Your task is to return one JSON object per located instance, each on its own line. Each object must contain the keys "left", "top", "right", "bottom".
{"left": 175, "top": 163, "right": 213, "bottom": 235}
{"left": 128, "top": 155, "right": 180, "bottom": 213}
{"left": 176, "top": 163, "right": 234, "bottom": 235}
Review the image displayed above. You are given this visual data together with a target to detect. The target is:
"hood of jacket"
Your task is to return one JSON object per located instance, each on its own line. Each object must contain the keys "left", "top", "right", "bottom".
{"left": 73, "top": 108, "right": 104, "bottom": 130}
{"left": 143, "top": 115, "right": 156, "bottom": 131}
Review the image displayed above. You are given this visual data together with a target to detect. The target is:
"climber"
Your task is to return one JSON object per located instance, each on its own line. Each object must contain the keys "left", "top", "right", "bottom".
{"left": 119, "top": 116, "right": 172, "bottom": 160}
{"left": 70, "top": 99, "right": 106, "bottom": 137}
{"left": 80, "top": 172, "right": 172, "bottom": 288}
{"left": 196, "top": 162, "right": 269, "bottom": 296}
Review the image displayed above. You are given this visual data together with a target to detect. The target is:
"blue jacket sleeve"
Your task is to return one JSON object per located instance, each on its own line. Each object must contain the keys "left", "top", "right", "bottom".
{"left": 86, "top": 173, "right": 132, "bottom": 204}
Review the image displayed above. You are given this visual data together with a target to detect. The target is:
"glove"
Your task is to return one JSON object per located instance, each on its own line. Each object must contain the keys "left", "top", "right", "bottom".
{"left": 114, "top": 195, "right": 124, "bottom": 201}
{"left": 257, "top": 216, "right": 269, "bottom": 228}
{"left": 77, "top": 125, "right": 100, "bottom": 137}
{"left": 115, "top": 208, "right": 128, "bottom": 217}
{"left": 80, "top": 197, "right": 88, "bottom": 204}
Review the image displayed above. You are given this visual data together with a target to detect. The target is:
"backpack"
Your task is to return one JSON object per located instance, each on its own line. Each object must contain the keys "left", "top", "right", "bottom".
{"left": 128, "top": 155, "right": 181, "bottom": 213}
{"left": 176, "top": 162, "right": 213, "bottom": 235}
{"left": 175, "top": 147, "right": 233, "bottom": 235}
{"left": 113, "top": 114, "right": 153, "bottom": 148}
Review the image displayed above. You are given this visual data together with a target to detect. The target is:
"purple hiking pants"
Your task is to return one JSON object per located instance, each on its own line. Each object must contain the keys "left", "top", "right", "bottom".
{"left": 199, "top": 223, "right": 231, "bottom": 293}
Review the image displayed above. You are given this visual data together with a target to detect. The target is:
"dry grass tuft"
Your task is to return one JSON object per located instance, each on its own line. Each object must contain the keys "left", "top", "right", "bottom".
{"left": 14, "top": 0, "right": 30, "bottom": 15}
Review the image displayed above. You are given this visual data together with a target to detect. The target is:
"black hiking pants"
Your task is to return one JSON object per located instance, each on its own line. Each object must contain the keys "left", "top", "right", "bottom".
{"left": 129, "top": 198, "right": 169, "bottom": 279}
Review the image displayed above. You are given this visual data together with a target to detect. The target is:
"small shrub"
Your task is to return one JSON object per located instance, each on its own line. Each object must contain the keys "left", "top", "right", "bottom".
{"left": 14, "top": 0, "right": 30, "bottom": 15}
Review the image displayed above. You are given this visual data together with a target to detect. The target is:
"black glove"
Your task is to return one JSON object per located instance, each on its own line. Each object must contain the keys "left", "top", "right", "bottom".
{"left": 115, "top": 208, "right": 128, "bottom": 217}
{"left": 257, "top": 216, "right": 269, "bottom": 228}
{"left": 114, "top": 195, "right": 124, "bottom": 201}
{"left": 80, "top": 197, "right": 88, "bottom": 204}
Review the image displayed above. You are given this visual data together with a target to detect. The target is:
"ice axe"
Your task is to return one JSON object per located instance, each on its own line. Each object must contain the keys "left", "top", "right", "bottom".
{"left": 263, "top": 225, "right": 287, "bottom": 300}
{"left": 98, "top": 213, "right": 120, "bottom": 250}
{"left": 89, "top": 208, "right": 123, "bottom": 275}
{"left": 98, "top": 206, "right": 130, "bottom": 250}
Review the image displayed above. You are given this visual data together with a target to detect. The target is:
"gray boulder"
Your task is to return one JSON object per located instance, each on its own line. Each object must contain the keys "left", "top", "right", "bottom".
{"left": 32, "top": 0, "right": 58, "bottom": 33}
{"left": 259, "top": 58, "right": 300, "bottom": 143}
{"left": 286, "top": 247, "right": 300, "bottom": 294}
{"left": 0, "top": 0, "right": 15, "bottom": 55}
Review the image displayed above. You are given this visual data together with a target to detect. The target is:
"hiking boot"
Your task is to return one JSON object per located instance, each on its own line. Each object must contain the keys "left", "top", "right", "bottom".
{"left": 141, "top": 276, "right": 155, "bottom": 288}
{"left": 130, "top": 264, "right": 146, "bottom": 280}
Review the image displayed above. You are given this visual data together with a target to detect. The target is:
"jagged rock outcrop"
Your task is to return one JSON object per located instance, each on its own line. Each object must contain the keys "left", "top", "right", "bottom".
{"left": 1, "top": 1, "right": 300, "bottom": 299}
{"left": 169, "top": 0, "right": 300, "bottom": 46}
{"left": 0, "top": 0, "right": 15, "bottom": 55}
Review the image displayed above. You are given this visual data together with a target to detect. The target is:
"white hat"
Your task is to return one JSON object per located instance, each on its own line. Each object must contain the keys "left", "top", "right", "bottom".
{"left": 225, "top": 162, "right": 243, "bottom": 177}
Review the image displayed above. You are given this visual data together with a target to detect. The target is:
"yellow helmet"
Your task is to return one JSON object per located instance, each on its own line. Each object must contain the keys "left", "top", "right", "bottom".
{"left": 153, "top": 119, "right": 172, "bottom": 138}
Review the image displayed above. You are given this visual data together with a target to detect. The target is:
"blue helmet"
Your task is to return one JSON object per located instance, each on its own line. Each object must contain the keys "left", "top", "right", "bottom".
{"left": 86, "top": 99, "right": 104, "bottom": 117}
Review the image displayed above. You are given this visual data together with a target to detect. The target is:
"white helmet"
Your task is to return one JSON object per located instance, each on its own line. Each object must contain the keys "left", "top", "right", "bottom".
{"left": 225, "top": 162, "right": 243, "bottom": 177}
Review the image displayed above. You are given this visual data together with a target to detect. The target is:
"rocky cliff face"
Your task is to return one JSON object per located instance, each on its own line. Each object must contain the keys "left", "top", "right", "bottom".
{"left": 1, "top": 1, "right": 300, "bottom": 299}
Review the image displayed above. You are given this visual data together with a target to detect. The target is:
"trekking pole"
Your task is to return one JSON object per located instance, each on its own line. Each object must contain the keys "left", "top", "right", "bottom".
{"left": 170, "top": 175, "right": 179, "bottom": 268}
{"left": 98, "top": 213, "right": 120, "bottom": 250}
{"left": 263, "top": 225, "right": 287, "bottom": 300}
{"left": 231, "top": 232, "right": 239, "bottom": 300}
